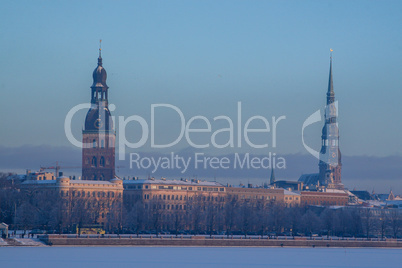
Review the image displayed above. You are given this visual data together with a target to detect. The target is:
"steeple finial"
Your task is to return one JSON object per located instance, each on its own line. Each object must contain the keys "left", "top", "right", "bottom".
{"left": 97, "top": 39, "right": 103, "bottom": 66}
{"left": 99, "top": 39, "right": 102, "bottom": 58}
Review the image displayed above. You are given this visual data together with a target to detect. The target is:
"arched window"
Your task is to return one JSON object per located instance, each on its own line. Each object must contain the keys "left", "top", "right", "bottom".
{"left": 92, "top": 157, "right": 97, "bottom": 167}
{"left": 93, "top": 139, "right": 97, "bottom": 148}
{"left": 100, "top": 156, "right": 105, "bottom": 167}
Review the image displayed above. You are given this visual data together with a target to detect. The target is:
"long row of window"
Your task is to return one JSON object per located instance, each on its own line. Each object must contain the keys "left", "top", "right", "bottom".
{"left": 61, "top": 190, "right": 121, "bottom": 198}
{"left": 149, "top": 204, "right": 223, "bottom": 211}
{"left": 235, "top": 195, "right": 277, "bottom": 200}
{"left": 152, "top": 194, "right": 224, "bottom": 202}
{"left": 127, "top": 184, "right": 224, "bottom": 192}
{"left": 284, "top": 196, "right": 299, "bottom": 201}
{"left": 125, "top": 194, "right": 225, "bottom": 203}
{"left": 71, "top": 200, "right": 120, "bottom": 209}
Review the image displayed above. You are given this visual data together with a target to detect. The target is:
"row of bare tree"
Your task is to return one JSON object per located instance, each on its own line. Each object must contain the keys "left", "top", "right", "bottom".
{"left": 122, "top": 196, "right": 402, "bottom": 239}
{"left": 0, "top": 173, "right": 401, "bottom": 238}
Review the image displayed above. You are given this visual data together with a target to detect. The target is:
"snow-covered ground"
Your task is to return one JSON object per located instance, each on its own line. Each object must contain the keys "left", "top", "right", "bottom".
{"left": 13, "top": 238, "right": 46, "bottom": 246}
{"left": 0, "top": 238, "right": 46, "bottom": 247}
{"left": 0, "top": 247, "right": 400, "bottom": 267}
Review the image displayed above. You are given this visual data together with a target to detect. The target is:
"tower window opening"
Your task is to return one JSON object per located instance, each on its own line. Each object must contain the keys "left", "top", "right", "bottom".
{"left": 92, "top": 157, "right": 97, "bottom": 167}
{"left": 100, "top": 157, "right": 105, "bottom": 167}
{"left": 101, "top": 140, "right": 104, "bottom": 148}
{"left": 93, "top": 139, "right": 97, "bottom": 148}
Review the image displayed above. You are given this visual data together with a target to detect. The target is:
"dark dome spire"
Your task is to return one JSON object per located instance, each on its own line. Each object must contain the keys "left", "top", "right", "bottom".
{"left": 91, "top": 40, "right": 108, "bottom": 89}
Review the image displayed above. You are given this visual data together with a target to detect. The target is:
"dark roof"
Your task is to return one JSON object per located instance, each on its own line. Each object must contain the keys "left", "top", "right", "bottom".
{"left": 298, "top": 173, "right": 319, "bottom": 185}
{"left": 91, "top": 56, "right": 108, "bottom": 89}
{"left": 350, "top": 191, "right": 373, "bottom": 201}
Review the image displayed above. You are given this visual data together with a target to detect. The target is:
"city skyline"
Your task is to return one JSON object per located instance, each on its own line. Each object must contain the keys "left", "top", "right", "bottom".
{"left": 0, "top": 1, "right": 401, "bottom": 193}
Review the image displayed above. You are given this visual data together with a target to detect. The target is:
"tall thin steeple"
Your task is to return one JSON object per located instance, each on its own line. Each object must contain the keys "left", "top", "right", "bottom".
{"left": 270, "top": 168, "right": 276, "bottom": 185}
{"left": 319, "top": 49, "right": 343, "bottom": 189}
{"left": 327, "top": 49, "right": 335, "bottom": 105}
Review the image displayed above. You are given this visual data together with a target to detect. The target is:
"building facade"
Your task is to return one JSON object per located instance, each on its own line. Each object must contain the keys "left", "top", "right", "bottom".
{"left": 19, "top": 176, "right": 123, "bottom": 230}
{"left": 300, "top": 191, "right": 348, "bottom": 206}
{"left": 82, "top": 50, "right": 116, "bottom": 181}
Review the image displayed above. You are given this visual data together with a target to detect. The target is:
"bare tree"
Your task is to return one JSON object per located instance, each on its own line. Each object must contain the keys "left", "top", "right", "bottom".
{"left": 224, "top": 199, "right": 237, "bottom": 237}
{"left": 301, "top": 209, "right": 321, "bottom": 237}
{"left": 286, "top": 206, "right": 302, "bottom": 237}
{"left": 389, "top": 209, "right": 401, "bottom": 238}
{"left": 361, "top": 208, "right": 374, "bottom": 239}
{"left": 321, "top": 208, "right": 335, "bottom": 238}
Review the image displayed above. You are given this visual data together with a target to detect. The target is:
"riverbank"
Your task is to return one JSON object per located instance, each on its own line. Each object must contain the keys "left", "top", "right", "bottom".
{"left": 37, "top": 235, "right": 402, "bottom": 248}
{"left": 0, "top": 238, "right": 46, "bottom": 247}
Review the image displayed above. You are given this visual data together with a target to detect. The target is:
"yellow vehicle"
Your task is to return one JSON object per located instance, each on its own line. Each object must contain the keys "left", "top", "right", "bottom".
{"left": 76, "top": 225, "right": 105, "bottom": 235}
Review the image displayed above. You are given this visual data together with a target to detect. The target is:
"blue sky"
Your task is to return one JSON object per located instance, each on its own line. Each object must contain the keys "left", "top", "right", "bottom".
{"left": 0, "top": 1, "right": 401, "bottom": 191}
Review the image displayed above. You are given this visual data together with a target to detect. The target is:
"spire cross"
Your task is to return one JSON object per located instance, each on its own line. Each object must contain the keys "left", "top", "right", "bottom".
{"left": 99, "top": 39, "right": 102, "bottom": 57}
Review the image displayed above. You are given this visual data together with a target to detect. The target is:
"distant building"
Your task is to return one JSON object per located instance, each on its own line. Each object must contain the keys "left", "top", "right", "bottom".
{"left": 16, "top": 50, "right": 123, "bottom": 231}
{"left": 19, "top": 176, "right": 123, "bottom": 228}
{"left": 299, "top": 54, "right": 343, "bottom": 190}
{"left": 82, "top": 49, "right": 116, "bottom": 181}
{"left": 300, "top": 190, "right": 348, "bottom": 206}
{"left": 273, "top": 180, "right": 303, "bottom": 192}
{"left": 226, "top": 186, "right": 300, "bottom": 207}
{"left": 269, "top": 169, "right": 303, "bottom": 191}
{"left": 350, "top": 190, "right": 374, "bottom": 201}
{"left": 318, "top": 55, "right": 343, "bottom": 189}
{"left": 26, "top": 170, "right": 55, "bottom": 181}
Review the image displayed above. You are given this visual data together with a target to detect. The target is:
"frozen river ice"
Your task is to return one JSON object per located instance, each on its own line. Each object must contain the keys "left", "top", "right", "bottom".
{"left": 0, "top": 246, "right": 400, "bottom": 268}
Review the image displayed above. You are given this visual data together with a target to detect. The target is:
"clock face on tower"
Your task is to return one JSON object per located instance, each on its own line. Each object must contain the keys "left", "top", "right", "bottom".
{"left": 94, "top": 118, "right": 103, "bottom": 129}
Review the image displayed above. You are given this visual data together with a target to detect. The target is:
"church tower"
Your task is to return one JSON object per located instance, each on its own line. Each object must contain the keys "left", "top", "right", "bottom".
{"left": 318, "top": 52, "right": 343, "bottom": 189}
{"left": 82, "top": 44, "right": 115, "bottom": 181}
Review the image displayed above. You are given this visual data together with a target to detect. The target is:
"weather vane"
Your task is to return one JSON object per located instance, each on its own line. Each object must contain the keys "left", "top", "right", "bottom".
{"left": 330, "top": 48, "right": 333, "bottom": 59}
